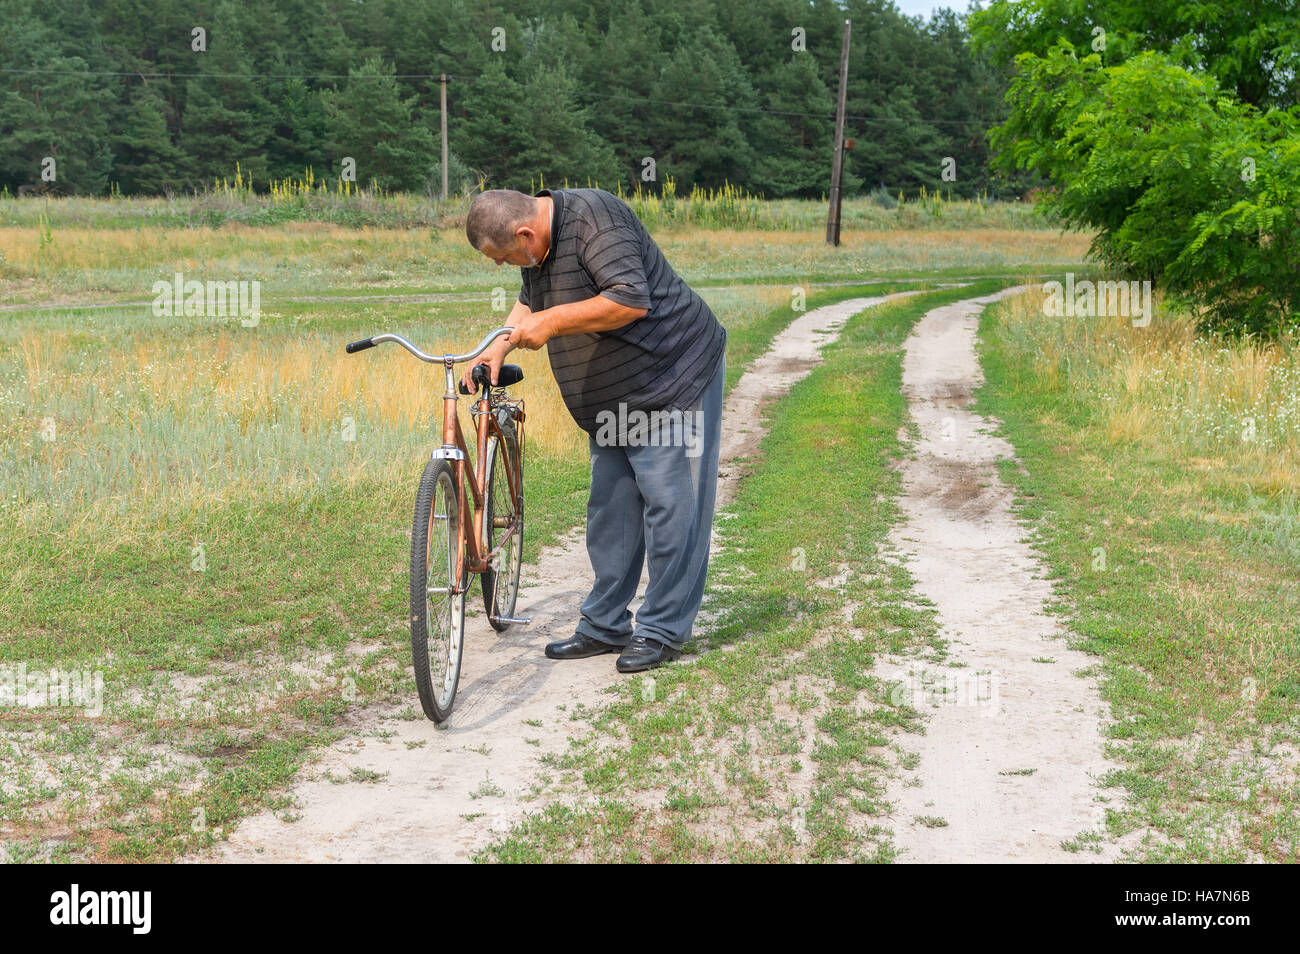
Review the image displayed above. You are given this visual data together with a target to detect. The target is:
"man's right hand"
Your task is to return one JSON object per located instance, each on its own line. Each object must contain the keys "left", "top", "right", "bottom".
{"left": 459, "top": 337, "right": 513, "bottom": 393}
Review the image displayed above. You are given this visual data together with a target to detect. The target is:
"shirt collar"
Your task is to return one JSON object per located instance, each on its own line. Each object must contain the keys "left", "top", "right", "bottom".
{"left": 532, "top": 189, "right": 561, "bottom": 269}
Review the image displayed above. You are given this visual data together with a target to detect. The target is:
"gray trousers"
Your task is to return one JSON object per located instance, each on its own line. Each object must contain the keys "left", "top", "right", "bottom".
{"left": 574, "top": 355, "right": 725, "bottom": 651}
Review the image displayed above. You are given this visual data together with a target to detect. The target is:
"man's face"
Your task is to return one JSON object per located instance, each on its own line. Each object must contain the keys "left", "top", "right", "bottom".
{"left": 479, "top": 230, "right": 540, "bottom": 267}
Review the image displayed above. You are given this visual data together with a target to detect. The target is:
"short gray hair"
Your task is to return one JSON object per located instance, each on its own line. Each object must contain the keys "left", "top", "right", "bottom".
{"left": 466, "top": 189, "right": 537, "bottom": 251}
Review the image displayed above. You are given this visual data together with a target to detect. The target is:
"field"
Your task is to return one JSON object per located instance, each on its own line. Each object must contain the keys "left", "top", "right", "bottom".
{"left": 2, "top": 193, "right": 1295, "bottom": 862}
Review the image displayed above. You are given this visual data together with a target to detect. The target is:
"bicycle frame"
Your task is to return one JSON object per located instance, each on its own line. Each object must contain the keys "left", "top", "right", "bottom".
{"left": 432, "top": 358, "right": 525, "bottom": 592}
{"left": 345, "top": 326, "right": 526, "bottom": 604}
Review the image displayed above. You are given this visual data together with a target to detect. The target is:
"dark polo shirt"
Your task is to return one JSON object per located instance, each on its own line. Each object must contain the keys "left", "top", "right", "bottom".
{"left": 518, "top": 188, "right": 726, "bottom": 434}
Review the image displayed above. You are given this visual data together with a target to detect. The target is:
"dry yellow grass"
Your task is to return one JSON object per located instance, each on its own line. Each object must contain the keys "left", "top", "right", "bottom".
{"left": 3, "top": 315, "right": 585, "bottom": 544}
{"left": 995, "top": 286, "right": 1300, "bottom": 495}
{"left": 0, "top": 223, "right": 1088, "bottom": 303}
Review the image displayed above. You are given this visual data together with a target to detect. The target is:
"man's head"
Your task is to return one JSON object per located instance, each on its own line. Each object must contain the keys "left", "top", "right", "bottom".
{"left": 466, "top": 189, "right": 549, "bottom": 266}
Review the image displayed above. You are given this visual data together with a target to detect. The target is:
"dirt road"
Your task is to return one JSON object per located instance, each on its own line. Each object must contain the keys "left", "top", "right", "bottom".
{"left": 878, "top": 288, "right": 1120, "bottom": 862}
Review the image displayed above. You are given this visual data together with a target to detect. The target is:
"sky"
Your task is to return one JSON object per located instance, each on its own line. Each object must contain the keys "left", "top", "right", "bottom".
{"left": 892, "top": 0, "right": 975, "bottom": 21}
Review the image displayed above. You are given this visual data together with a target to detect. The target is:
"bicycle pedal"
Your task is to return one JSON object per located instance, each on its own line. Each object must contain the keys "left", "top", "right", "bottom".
{"left": 491, "top": 615, "right": 531, "bottom": 626}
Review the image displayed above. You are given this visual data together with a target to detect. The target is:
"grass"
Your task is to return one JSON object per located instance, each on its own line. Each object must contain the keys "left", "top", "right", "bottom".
{"left": 977, "top": 287, "right": 1300, "bottom": 862}
{"left": 0, "top": 219, "right": 1088, "bottom": 305}
{"left": 0, "top": 185, "right": 1061, "bottom": 232}
{"left": 476, "top": 281, "right": 1015, "bottom": 863}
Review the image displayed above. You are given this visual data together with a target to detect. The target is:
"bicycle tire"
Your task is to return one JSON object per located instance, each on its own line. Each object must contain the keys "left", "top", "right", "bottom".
{"left": 481, "top": 415, "right": 524, "bottom": 631}
{"left": 410, "top": 457, "right": 467, "bottom": 723}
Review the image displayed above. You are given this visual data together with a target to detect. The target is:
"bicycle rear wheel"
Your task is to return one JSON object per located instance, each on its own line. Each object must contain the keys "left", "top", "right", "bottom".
{"left": 410, "top": 458, "right": 467, "bottom": 722}
{"left": 482, "top": 417, "right": 524, "bottom": 630}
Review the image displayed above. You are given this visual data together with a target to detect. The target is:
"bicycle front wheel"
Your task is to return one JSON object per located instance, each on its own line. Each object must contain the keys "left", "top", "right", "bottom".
{"left": 410, "top": 458, "right": 467, "bottom": 723}
{"left": 482, "top": 416, "right": 524, "bottom": 630}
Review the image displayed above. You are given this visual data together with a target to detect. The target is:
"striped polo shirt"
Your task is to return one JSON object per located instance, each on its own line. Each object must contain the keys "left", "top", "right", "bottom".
{"left": 518, "top": 188, "right": 726, "bottom": 433}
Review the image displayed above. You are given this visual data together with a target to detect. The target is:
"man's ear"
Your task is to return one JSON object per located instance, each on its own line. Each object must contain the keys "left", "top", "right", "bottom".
{"left": 514, "top": 226, "right": 535, "bottom": 243}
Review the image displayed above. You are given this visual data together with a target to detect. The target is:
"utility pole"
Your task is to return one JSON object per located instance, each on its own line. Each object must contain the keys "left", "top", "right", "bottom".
{"left": 440, "top": 73, "right": 449, "bottom": 200}
{"left": 826, "top": 19, "right": 851, "bottom": 246}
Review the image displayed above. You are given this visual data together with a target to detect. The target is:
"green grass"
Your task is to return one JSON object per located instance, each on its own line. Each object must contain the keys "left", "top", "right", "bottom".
{"left": 476, "top": 280, "right": 1014, "bottom": 863}
{"left": 0, "top": 211, "right": 1087, "bottom": 305}
{"left": 0, "top": 190, "right": 1061, "bottom": 232}
{"left": 977, "top": 299, "right": 1300, "bottom": 863}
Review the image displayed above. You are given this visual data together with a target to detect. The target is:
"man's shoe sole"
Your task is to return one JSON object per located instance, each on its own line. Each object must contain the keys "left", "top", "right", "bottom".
{"left": 615, "top": 651, "right": 681, "bottom": 673}
{"left": 544, "top": 642, "right": 622, "bottom": 660}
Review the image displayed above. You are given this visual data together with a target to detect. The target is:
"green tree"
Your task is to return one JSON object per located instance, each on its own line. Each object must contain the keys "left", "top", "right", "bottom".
{"left": 458, "top": 59, "right": 619, "bottom": 190}
{"left": 0, "top": 0, "right": 117, "bottom": 194}
{"left": 266, "top": 79, "right": 328, "bottom": 183}
{"left": 750, "top": 56, "right": 836, "bottom": 197}
{"left": 323, "top": 57, "right": 437, "bottom": 191}
{"left": 650, "top": 27, "right": 758, "bottom": 192}
{"left": 180, "top": 1, "right": 275, "bottom": 186}
{"left": 994, "top": 43, "right": 1300, "bottom": 334}
{"left": 971, "top": 0, "right": 1300, "bottom": 110}
{"left": 112, "top": 84, "right": 191, "bottom": 194}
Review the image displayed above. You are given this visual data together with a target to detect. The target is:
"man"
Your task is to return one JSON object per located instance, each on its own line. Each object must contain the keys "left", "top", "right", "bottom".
{"left": 463, "top": 187, "right": 726, "bottom": 672}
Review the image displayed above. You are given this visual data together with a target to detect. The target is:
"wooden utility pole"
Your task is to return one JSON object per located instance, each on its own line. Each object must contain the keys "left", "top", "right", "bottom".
{"left": 440, "top": 73, "right": 449, "bottom": 200}
{"left": 826, "top": 19, "right": 851, "bottom": 246}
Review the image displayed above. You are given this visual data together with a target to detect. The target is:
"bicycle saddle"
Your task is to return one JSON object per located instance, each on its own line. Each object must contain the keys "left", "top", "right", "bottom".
{"left": 459, "top": 363, "right": 524, "bottom": 394}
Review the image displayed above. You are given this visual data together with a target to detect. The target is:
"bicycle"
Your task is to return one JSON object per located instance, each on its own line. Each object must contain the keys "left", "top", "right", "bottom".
{"left": 345, "top": 326, "right": 528, "bottom": 723}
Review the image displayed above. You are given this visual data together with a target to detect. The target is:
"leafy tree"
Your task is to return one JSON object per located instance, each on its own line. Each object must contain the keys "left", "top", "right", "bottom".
{"left": 995, "top": 43, "right": 1300, "bottom": 333}
{"left": 971, "top": 0, "right": 1300, "bottom": 110}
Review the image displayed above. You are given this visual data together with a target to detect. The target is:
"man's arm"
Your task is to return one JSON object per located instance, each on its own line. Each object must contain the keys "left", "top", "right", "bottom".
{"left": 507, "top": 218, "right": 650, "bottom": 350}
{"left": 508, "top": 295, "right": 647, "bottom": 350}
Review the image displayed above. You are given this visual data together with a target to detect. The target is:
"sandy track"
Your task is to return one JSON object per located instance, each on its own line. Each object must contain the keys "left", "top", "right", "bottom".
{"left": 209, "top": 291, "right": 921, "bottom": 863}
{"left": 878, "top": 288, "right": 1120, "bottom": 862}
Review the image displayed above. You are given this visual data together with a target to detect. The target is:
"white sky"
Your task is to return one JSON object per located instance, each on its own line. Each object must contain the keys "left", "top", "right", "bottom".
{"left": 892, "top": 0, "right": 975, "bottom": 20}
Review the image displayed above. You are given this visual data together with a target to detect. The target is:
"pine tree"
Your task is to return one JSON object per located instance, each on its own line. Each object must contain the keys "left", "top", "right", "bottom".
{"left": 112, "top": 84, "right": 191, "bottom": 194}
{"left": 0, "top": 0, "right": 115, "bottom": 194}
{"left": 650, "top": 27, "right": 758, "bottom": 193}
{"left": 323, "top": 57, "right": 437, "bottom": 192}
{"left": 180, "top": 1, "right": 274, "bottom": 187}
{"left": 751, "top": 55, "right": 836, "bottom": 198}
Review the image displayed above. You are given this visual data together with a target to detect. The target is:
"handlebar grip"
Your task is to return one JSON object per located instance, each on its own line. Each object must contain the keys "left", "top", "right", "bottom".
{"left": 345, "top": 337, "right": 375, "bottom": 354}
{"left": 458, "top": 363, "right": 491, "bottom": 395}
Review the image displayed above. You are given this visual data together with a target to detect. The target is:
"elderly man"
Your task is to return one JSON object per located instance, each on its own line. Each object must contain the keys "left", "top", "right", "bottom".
{"left": 463, "top": 188, "right": 726, "bottom": 672}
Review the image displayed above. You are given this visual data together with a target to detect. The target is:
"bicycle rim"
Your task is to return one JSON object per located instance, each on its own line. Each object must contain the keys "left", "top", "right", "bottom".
{"left": 485, "top": 430, "right": 523, "bottom": 627}
{"left": 411, "top": 461, "right": 466, "bottom": 721}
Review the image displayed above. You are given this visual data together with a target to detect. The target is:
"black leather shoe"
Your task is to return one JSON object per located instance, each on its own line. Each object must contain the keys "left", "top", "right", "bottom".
{"left": 544, "top": 633, "right": 623, "bottom": 660}
{"left": 616, "top": 635, "right": 681, "bottom": 673}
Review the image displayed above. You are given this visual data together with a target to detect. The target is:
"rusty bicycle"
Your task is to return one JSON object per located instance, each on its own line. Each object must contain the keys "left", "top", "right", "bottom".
{"left": 346, "top": 326, "right": 527, "bottom": 723}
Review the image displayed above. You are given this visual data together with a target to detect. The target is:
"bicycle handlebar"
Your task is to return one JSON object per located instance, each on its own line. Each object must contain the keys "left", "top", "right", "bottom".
{"left": 344, "top": 327, "right": 514, "bottom": 364}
